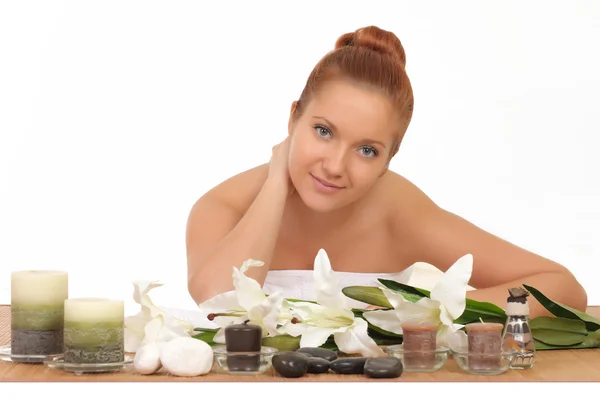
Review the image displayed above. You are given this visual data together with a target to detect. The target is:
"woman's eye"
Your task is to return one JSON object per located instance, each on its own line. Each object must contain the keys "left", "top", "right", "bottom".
{"left": 315, "top": 125, "right": 331, "bottom": 137}
{"left": 360, "top": 147, "right": 378, "bottom": 158}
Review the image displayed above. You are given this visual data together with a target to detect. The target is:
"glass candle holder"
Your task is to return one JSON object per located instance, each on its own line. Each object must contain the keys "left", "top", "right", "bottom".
{"left": 465, "top": 322, "right": 504, "bottom": 370}
{"left": 224, "top": 322, "right": 262, "bottom": 372}
{"left": 63, "top": 298, "right": 125, "bottom": 365}
{"left": 401, "top": 320, "right": 438, "bottom": 370}
{"left": 10, "top": 270, "right": 68, "bottom": 359}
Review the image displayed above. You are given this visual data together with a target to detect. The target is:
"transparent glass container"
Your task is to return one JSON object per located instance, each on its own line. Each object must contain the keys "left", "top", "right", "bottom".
{"left": 502, "top": 315, "right": 535, "bottom": 369}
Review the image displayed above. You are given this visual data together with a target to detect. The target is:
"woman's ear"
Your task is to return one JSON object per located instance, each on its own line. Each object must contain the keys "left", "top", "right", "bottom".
{"left": 287, "top": 101, "right": 299, "bottom": 135}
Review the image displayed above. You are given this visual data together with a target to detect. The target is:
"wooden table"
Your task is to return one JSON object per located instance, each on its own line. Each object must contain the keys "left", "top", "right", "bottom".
{"left": 1, "top": 305, "right": 599, "bottom": 382}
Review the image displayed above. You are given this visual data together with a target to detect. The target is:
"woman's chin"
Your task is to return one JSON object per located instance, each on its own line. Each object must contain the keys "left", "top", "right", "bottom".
{"left": 295, "top": 188, "right": 348, "bottom": 213}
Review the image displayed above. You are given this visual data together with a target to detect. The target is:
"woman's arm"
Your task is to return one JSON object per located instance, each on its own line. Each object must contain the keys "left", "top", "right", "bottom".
{"left": 186, "top": 174, "right": 288, "bottom": 304}
{"left": 394, "top": 179, "right": 588, "bottom": 317}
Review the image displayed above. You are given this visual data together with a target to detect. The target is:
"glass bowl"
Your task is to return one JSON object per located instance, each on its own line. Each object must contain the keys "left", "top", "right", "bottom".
{"left": 384, "top": 344, "right": 450, "bottom": 372}
{"left": 212, "top": 346, "right": 278, "bottom": 375}
{"left": 451, "top": 347, "right": 517, "bottom": 375}
{"left": 0, "top": 345, "right": 62, "bottom": 364}
{"left": 44, "top": 353, "right": 134, "bottom": 375}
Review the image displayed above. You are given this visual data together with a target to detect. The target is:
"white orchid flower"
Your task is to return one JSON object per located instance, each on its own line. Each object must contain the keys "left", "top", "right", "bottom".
{"left": 124, "top": 281, "right": 195, "bottom": 353}
{"left": 196, "top": 259, "right": 285, "bottom": 344}
{"left": 278, "top": 249, "right": 386, "bottom": 357}
{"left": 362, "top": 254, "right": 474, "bottom": 350}
{"left": 392, "top": 261, "right": 476, "bottom": 292}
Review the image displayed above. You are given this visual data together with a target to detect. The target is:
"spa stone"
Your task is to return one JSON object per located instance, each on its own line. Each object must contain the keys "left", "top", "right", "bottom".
{"left": 296, "top": 347, "right": 337, "bottom": 361}
{"left": 307, "top": 357, "right": 330, "bottom": 374}
{"left": 330, "top": 357, "right": 367, "bottom": 374}
{"left": 272, "top": 351, "right": 309, "bottom": 378}
{"left": 364, "top": 357, "right": 403, "bottom": 378}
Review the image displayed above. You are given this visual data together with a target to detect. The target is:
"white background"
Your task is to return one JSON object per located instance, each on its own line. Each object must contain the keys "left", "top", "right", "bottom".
{"left": 1, "top": 0, "right": 599, "bottom": 315}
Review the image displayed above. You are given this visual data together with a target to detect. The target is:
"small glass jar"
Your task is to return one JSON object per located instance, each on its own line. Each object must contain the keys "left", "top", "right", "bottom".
{"left": 502, "top": 288, "right": 535, "bottom": 369}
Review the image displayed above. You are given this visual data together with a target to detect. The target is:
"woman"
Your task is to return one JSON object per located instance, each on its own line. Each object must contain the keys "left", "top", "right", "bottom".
{"left": 185, "top": 25, "right": 587, "bottom": 318}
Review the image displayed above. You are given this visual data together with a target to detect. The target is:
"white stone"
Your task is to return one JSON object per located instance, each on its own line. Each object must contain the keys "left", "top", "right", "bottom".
{"left": 160, "top": 337, "right": 214, "bottom": 377}
{"left": 134, "top": 342, "right": 163, "bottom": 375}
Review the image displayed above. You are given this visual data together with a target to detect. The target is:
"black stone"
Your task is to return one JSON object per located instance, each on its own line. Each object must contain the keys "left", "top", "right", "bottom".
{"left": 364, "top": 357, "right": 403, "bottom": 379}
{"left": 11, "top": 329, "right": 63, "bottom": 362}
{"left": 307, "top": 357, "right": 330, "bottom": 374}
{"left": 330, "top": 357, "right": 368, "bottom": 374}
{"left": 272, "top": 352, "right": 309, "bottom": 378}
{"left": 296, "top": 347, "right": 338, "bottom": 362}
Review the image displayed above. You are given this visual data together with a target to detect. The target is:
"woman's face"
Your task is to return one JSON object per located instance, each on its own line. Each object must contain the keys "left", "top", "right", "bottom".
{"left": 287, "top": 79, "right": 400, "bottom": 213}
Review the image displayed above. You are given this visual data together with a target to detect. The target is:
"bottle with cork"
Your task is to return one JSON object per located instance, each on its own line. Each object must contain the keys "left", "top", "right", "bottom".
{"left": 502, "top": 287, "right": 535, "bottom": 369}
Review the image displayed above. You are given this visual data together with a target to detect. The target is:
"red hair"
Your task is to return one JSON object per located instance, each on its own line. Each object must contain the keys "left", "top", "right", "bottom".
{"left": 293, "top": 26, "right": 414, "bottom": 143}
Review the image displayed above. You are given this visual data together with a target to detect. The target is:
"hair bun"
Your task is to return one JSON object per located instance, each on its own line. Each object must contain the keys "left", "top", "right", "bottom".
{"left": 334, "top": 26, "right": 407, "bottom": 68}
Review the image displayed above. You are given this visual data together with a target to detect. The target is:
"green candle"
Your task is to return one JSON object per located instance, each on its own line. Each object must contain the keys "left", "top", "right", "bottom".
{"left": 63, "top": 298, "right": 125, "bottom": 364}
{"left": 11, "top": 270, "right": 69, "bottom": 358}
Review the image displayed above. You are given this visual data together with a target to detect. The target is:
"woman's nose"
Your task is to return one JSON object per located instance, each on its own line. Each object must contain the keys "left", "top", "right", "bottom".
{"left": 322, "top": 148, "right": 346, "bottom": 177}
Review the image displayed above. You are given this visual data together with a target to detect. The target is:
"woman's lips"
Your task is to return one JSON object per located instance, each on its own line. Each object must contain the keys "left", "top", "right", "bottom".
{"left": 310, "top": 174, "right": 344, "bottom": 193}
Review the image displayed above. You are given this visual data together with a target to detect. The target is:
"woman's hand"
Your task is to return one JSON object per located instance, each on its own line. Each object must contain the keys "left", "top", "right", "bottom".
{"left": 267, "top": 136, "right": 295, "bottom": 196}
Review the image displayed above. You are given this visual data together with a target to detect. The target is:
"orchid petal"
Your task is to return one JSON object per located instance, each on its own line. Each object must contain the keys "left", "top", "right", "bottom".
{"left": 124, "top": 328, "right": 144, "bottom": 353}
{"left": 247, "top": 291, "right": 285, "bottom": 337}
{"left": 132, "top": 281, "right": 164, "bottom": 318}
{"left": 362, "top": 309, "right": 405, "bottom": 335}
{"left": 395, "top": 296, "right": 441, "bottom": 324}
{"left": 213, "top": 328, "right": 226, "bottom": 344}
{"left": 313, "top": 249, "right": 349, "bottom": 312}
{"left": 277, "top": 321, "right": 309, "bottom": 337}
{"left": 124, "top": 311, "right": 149, "bottom": 352}
{"left": 378, "top": 286, "right": 416, "bottom": 309}
{"left": 286, "top": 301, "right": 328, "bottom": 320}
{"left": 438, "top": 306, "right": 455, "bottom": 328}
{"left": 142, "top": 315, "right": 165, "bottom": 344}
{"left": 156, "top": 317, "right": 193, "bottom": 342}
{"left": 437, "top": 325, "right": 468, "bottom": 350}
{"left": 211, "top": 315, "right": 246, "bottom": 329}
{"left": 430, "top": 254, "right": 473, "bottom": 319}
{"left": 334, "top": 318, "right": 386, "bottom": 357}
{"left": 239, "top": 259, "right": 265, "bottom": 274}
{"left": 233, "top": 262, "right": 267, "bottom": 311}
{"left": 196, "top": 290, "right": 242, "bottom": 313}
{"left": 299, "top": 326, "right": 338, "bottom": 348}
{"left": 394, "top": 262, "right": 446, "bottom": 291}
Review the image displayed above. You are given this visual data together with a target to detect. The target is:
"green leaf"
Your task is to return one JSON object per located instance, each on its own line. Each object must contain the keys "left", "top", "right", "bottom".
{"left": 454, "top": 310, "right": 505, "bottom": 325}
{"left": 285, "top": 298, "right": 318, "bottom": 304}
{"left": 523, "top": 284, "right": 600, "bottom": 331}
{"left": 463, "top": 298, "right": 507, "bottom": 317}
{"left": 533, "top": 337, "right": 600, "bottom": 351}
{"left": 378, "top": 279, "right": 428, "bottom": 296}
{"left": 532, "top": 328, "right": 587, "bottom": 346}
{"left": 193, "top": 327, "right": 219, "bottom": 333}
{"left": 529, "top": 316, "right": 588, "bottom": 334}
{"left": 192, "top": 331, "right": 218, "bottom": 346}
{"left": 342, "top": 286, "right": 393, "bottom": 308}
{"left": 261, "top": 335, "right": 301, "bottom": 351}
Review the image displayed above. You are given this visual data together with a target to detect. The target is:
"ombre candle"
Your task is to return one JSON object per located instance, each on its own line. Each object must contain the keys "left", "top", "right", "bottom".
{"left": 63, "top": 298, "right": 125, "bottom": 364}
{"left": 11, "top": 270, "right": 69, "bottom": 358}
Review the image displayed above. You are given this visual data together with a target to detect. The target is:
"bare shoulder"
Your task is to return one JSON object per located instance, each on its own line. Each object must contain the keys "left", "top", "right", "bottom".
{"left": 380, "top": 170, "right": 569, "bottom": 288}
{"left": 193, "top": 163, "right": 269, "bottom": 214}
{"left": 378, "top": 171, "right": 440, "bottom": 223}
{"left": 368, "top": 171, "right": 437, "bottom": 264}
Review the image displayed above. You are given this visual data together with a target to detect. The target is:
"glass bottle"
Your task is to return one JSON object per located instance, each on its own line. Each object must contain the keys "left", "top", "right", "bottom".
{"left": 502, "top": 287, "right": 536, "bottom": 369}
